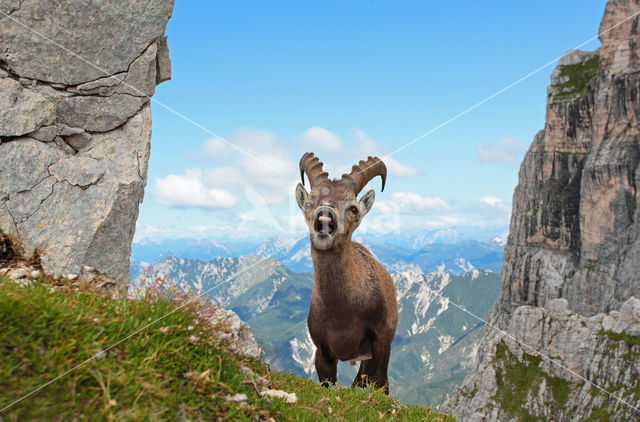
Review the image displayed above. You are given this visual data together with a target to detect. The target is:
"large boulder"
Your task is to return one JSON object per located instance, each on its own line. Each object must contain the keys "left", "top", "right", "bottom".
{"left": 0, "top": 0, "right": 174, "bottom": 283}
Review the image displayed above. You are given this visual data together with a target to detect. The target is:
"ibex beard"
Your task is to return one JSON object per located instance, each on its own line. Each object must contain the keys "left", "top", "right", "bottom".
{"left": 295, "top": 152, "right": 398, "bottom": 394}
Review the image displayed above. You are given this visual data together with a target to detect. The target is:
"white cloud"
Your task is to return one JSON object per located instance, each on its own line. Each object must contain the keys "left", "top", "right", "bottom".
{"left": 198, "top": 128, "right": 295, "bottom": 173}
{"left": 160, "top": 128, "right": 299, "bottom": 209}
{"left": 279, "top": 212, "right": 308, "bottom": 232}
{"left": 438, "top": 214, "right": 466, "bottom": 226}
{"left": 477, "top": 137, "right": 529, "bottom": 166}
{"left": 156, "top": 126, "right": 420, "bottom": 218}
{"left": 228, "top": 128, "right": 297, "bottom": 181}
{"left": 133, "top": 218, "right": 257, "bottom": 242}
{"left": 154, "top": 169, "right": 237, "bottom": 209}
{"left": 477, "top": 196, "right": 502, "bottom": 206}
{"left": 199, "top": 137, "right": 235, "bottom": 161}
{"left": 133, "top": 223, "right": 166, "bottom": 242}
{"left": 475, "top": 196, "right": 511, "bottom": 215}
{"left": 377, "top": 192, "right": 451, "bottom": 215}
{"left": 385, "top": 156, "right": 420, "bottom": 178}
{"left": 295, "top": 127, "right": 343, "bottom": 153}
{"left": 358, "top": 216, "right": 402, "bottom": 233}
{"left": 352, "top": 129, "right": 420, "bottom": 178}
{"left": 241, "top": 186, "right": 287, "bottom": 227}
{"left": 189, "top": 225, "right": 213, "bottom": 233}
{"left": 199, "top": 166, "right": 245, "bottom": 188}
{"left": 358, "top": 211, "right": 466, "bottom": 234}
{"left": 354, "top": 191, "right": 460, "bottom": 234}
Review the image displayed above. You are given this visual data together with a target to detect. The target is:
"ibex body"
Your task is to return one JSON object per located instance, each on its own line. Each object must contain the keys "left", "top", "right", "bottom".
{"left": 295, "top": 152, "right": 398, "bottom": 393}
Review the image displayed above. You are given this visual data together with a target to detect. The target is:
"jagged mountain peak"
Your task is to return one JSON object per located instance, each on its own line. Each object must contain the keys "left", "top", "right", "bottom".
{"left": 444, "top": 1, "right": 640, "bottom": 419}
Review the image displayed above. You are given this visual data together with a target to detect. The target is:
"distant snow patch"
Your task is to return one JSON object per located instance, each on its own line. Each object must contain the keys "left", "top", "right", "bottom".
{"left": 290, "top": 328, "right": 316, "bottom": 375}
{"left": 438, "top": 334, "right": 455, "bottom": 354}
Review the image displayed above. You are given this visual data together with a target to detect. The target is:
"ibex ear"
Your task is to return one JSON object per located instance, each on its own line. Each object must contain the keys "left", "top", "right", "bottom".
{"left": 295, "top": 183, "right": 308, "bottom": 209}
{"left": 359, "top": 189, "right": 375, "bottom": 216}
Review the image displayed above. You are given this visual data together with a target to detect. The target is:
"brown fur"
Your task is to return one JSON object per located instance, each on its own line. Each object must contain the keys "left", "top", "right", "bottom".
{"left": 296, "top": 162, "right": 398, "bottom": 394}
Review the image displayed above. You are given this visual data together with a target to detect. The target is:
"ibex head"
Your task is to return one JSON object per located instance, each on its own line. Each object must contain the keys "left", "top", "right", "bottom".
{"left": 295, "top": 152, "right": 387, "bottom": 251}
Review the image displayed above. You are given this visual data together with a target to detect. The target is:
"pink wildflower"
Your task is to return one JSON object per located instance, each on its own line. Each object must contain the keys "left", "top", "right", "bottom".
{"left": 189, "top": 335, "right": 199, "bottom": 343}
{"left": 160, "top": 326, "right": 170, "bottom": 334}
{"left": 187, "top": 325, "right": 194, "bottom": 331}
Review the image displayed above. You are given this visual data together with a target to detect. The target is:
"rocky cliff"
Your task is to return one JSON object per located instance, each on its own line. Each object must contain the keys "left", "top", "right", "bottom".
{"left": 443, "top": 0, "right": 640, "bottom": 420}
{"left": 0, "top": 1, "right": 174, "bottom": 282}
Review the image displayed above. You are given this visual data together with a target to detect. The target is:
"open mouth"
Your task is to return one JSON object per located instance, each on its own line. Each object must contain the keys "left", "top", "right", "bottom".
{"left": 314, "top": 208, "right": 336, "bottom": 235}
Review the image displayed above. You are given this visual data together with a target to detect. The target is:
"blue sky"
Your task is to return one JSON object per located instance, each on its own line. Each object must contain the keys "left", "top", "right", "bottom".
{"left": 135, "top": 1, "right": 608, "bottom": 243}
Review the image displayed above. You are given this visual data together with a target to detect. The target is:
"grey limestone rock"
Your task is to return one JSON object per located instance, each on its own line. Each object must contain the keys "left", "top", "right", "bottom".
{"left": 0, "top": 78, "right": 56, "bottom": 136}
{"left": 0, "top": 138, "right": 63, "bottom": 196}
{"left": 215, "top": 308, "right": 263, "bottom": 359}
{"left": 0, "top": 0, "right": 175, "bottom": 85}
{"left": 156, "top": 36, "right": 172, "bottom": 84}
{"left": 42, "top": 92, "right": 149, "bottom": 134}
{"left": 28, "top": 125, "right": 58, "bottom": 143}
{"left": 0, "top": 0, "right": 173, "bottom": 284}
{"left": 8, "top": 267, "right": 28, "bottom": 280}
{"left": 613, "top": 297, "right": 640, "bottom": 336}
{"left": 443, "top": 300, "right": 640, "bottom": 421}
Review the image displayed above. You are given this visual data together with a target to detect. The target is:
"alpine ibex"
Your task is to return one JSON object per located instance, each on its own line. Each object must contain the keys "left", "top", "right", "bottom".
{"left": 295, "top": 152, "right": 398, "bottom": 394}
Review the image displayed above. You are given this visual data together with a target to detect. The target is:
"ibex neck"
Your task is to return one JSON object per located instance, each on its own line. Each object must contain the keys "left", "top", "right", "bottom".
{"left": 310, "top": 243, "right": 354, "bottom": 290}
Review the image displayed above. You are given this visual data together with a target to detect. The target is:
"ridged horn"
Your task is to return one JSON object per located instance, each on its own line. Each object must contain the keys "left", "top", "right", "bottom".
{"left": 341, "top": 156, "right": 387, "bottom": 194}
{"left": 299, "top": 152, "right": 329, "bottom": 188}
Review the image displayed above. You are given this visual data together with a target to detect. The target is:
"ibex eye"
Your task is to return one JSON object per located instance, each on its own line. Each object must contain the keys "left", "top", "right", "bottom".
{"left": 350, "top": 206, "right": 359, "bottom": 214}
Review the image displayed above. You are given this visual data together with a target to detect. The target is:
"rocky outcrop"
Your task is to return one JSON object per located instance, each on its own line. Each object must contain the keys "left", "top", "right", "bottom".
{"left": 0, "top": 1, "right": 174, "bottom": 282}
{"left": 444, "top": 298, "right": 640, "bottom": 421}
{"left": 214, "top": 308, "right": 263, "bottom": 359}
{"left": 444, "top": 0, "right": 640, "bottom": 420}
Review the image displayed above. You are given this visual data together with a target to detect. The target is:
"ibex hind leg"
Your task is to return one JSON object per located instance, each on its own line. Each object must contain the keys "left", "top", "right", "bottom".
{"left": 315, "top": 345, "right": 337, "bottom": 387}
{"left": 359, "top": 339, "right": 391, "bottom": 395}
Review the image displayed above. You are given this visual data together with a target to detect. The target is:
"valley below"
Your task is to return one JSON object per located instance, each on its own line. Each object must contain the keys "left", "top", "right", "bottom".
{"left": 130, "top": 236, "right": 503, "bottom": 406}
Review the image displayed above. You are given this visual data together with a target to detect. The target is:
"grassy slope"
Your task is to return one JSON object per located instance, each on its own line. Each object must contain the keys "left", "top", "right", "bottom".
{"left": 552, "top": 55, "right": 599, "bottom": 98}
{"left": 0, "top": 276, "right": 453, "bottom": 421}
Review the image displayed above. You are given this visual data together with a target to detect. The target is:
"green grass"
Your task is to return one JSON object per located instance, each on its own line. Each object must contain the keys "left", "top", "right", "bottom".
{"left": 494, "top": 342, "right": 542, "bottom": 421}
{"left": 492, "top": 341, "right": 572, "bottom": 421}
{"left": 268, "top": 373, "right": 452, "bottom": 421}
{"left": 0, "top": 275, "right": 452, "bottom": 421}
{"left": 599, "top": 329, "right": 640, "bottom": 347}
{"left": 583, "top": 401, "right": 613, "bottom": 422}
{"left": 584, "top": 382, "right": 640, "bottom": 420}
{"left": 553, "top": 55, "right": 599, "bottom": 99}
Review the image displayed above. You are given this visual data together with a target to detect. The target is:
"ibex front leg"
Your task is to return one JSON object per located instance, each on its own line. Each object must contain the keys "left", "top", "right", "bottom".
{"left": 315, "top": 344, "right": 337, "bottom": 387}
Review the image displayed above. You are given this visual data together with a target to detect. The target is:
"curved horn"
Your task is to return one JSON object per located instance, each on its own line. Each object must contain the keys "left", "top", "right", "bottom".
{"left": 341, "top": 156, "right": 387, "bottom": 194}
{"left": 299, "top": 152, "right": 329, "bottom": 188}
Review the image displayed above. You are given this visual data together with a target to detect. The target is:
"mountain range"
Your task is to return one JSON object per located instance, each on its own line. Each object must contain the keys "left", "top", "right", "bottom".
{"left": 131, "top": 254, "right": 500, "bottom": 406}
{"left": 130, "top": 234, "right": 505, "bottom": 277}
